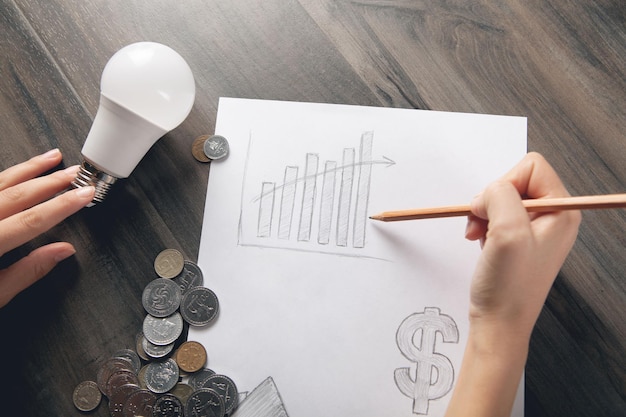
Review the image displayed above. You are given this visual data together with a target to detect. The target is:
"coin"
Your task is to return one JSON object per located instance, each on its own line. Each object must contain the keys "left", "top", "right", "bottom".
{"left": 144, "top": 358, "right": 180, "bottom": 394}
{"left": 137, "top": 365, "right": 149, "bottom": 390}
{"left": 113, "top": 348, "right": 142, "bottom": 374}
{"left": 154, "top": 249, "right": 185, "bottom": 279}
{"left": 142, "top": 278, "right": 182, "bottom": 317}
{"left": 142, "top": 335, "right": 175, "bottom": 358}
{"left": 135, "top": 332, "right": 150, "bottom": 361}
{"left": 173, "top": 260, "right": 204, "bottom": 295}
{"left": 187, "top": 368, "right": 216, "bottom": 390}
{"left": 97, "top": 358, "right": 135, "bottom": 395}
{"left": 109, "top": 384, "right": 141, "bottom": 417}
{"left": 142, "top": 312, "right": 184, "bottom": 346}
{"left": 203, "top": 374, "right": 239, "bottom": 414}
{"left": 185, "top": 388, "right": 225, "bottom": 417}
{"left": 73, "top": 380, "right": 102, "bottom": 412}
{"left": 175, "top": 340, "right": 207, "bottom": 373}
{"left": 180, "top": 287, "right": 219, "bottom": 326}
{"left": 192, "top": 134, "right": 211, "bottom": 162}
{"left": 106, "top": 370, "right": 140, "bottom": 397}
{"left": 153, "top": 393, "right": 184, "bottom": 417}
{"left": 203, "top": 135, "right": 229, "bottom": 160}
{"left": 123, "top": 389, "right": 157, "bottom": 417}
{"left": 169, "top": 382, "right": 195, "bottom": 404}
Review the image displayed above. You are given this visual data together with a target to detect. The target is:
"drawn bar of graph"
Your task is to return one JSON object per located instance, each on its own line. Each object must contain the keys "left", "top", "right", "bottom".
{"left": 353, "top": 131, "right": 373, "bottom": 248}
{"left": 336, "top": 148, "right": 355, "bottom": 247}
{"left": 318, "top": 160, "right": 337, "bottom": 245}
{"left": 257, "top": 182, "right": 275, "bottom": 237}
{"left": 278, "top": 166, "right": 298, "bottom": 239}
{"left": 297, "top": 153, "right": 319, "bottom": 241}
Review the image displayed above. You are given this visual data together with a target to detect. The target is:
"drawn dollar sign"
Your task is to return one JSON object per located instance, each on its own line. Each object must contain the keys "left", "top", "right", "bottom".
{"left": 394, "top": 307, "right": 459, "bottom": 414}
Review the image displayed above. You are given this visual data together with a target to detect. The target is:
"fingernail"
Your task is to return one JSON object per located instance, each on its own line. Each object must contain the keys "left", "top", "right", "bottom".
{"left": 64, "top": 165, "right": 80, "bottom": 175}
{"left": 75, "top": 185, "right": 95, "bottom": 198}
{"left": 41, "top": 148, "right": 61, "bottom": 159}
{"left": 54, "top": 245, "right": 76, "bottom": 263}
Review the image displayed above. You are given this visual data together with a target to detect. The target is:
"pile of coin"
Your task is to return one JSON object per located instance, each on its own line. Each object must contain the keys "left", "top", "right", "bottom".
{"left": 192, "top": 134, "right": 230, "bottom": 163}
{"left": 73, "top": 249, "right": 239, "bottom": 417}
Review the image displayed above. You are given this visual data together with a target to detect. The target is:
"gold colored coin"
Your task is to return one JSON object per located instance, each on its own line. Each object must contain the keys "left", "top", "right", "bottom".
{"left": 137, "top": 365, "right": 150, "bottom": 390}
{"left": 192, "top": 134, "right": 211, "bottom": 162}
{"left": 169, "top": 383, "right": 195, "bottom": 404}
{"left": 154, "top": 249, "right": 184, "bottom": 279}
{"left": 175, "top": 341, "right": 207, "bottom": 373}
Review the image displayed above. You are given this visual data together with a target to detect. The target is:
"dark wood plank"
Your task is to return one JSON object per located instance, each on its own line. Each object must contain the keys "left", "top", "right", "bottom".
{"left": 0, "top": 1, "right": 381, "bottom": 416}
{"left": 0, "top": 0, "right": 624, "bottom": 416}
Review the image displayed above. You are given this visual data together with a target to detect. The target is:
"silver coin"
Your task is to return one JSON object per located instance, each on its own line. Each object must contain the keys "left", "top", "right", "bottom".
{"left": 173, "top": 260, "right": 204, "bottom": 295}
{"left": 142, "top": 278, "right": 182, "bottom": 317}
{"left": 187, "top": 368, "right": 216, "bottom": 390}
{"left": 203, "top": 135, "right": 229, "bottom": 160}
{"left": 143, "top": 312, "right": 184, "bottom": 346}
{"left": 154, "top": 249, "right": 185, "bottom": 279}
{"left": 203, "top": 374, "right": 239, "bottom": 414}
{"left": 73, "top": 380, "right": 102, "bottom": 412}
{"left": 180, "top": 287, "right": 219, "bottom": 326}
{"left": 185, "top": 388, "right": 225, "bottom": 417}
{"left": 144, "top": 358, "right": 180, "bottom": 394}
{"left": 113, "top": 348, "right": 141, "bottom": 374}
{"left": 142, "top": 335, "right": 175, "bottom": 358}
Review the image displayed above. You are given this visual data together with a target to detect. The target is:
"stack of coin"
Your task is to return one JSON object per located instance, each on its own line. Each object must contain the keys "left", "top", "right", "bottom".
{"left": 73, "top": 249, "right": 239, "bottom": 416}
{"left": 191, "top": 134, "right": 230, "bottom": 162}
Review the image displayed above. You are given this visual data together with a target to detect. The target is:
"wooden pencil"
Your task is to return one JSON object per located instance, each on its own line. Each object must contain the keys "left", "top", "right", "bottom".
{"left": 369, "top": 193, "right": 626, "bottom": 222}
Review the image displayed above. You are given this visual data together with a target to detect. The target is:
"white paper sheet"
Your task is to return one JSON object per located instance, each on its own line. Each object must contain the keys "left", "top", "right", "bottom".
{"left": 191, "top": 98, "right": 526, "bottom": 417}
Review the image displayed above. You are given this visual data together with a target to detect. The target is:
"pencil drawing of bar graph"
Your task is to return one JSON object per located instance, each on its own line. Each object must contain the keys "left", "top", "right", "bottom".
{"left": 255, "top": 131, "right": 379, "bottom": 249}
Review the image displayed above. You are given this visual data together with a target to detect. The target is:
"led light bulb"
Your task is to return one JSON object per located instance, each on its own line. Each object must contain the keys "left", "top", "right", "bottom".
{"left": 72, "top": 42, "right": 195, "bottom": 203}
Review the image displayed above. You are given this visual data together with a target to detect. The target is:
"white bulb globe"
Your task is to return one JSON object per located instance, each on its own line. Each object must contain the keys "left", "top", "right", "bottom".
{"left": 74, "top": 42, "right": 196, "bottom": 203}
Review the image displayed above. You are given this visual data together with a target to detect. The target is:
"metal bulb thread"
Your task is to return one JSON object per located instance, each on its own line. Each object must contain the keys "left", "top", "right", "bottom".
{"left": 71, "top": 160, "right": 118, "bottom": 204}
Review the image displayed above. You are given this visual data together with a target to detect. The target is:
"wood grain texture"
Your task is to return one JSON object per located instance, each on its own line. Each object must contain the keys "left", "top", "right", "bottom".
{"left": 0, "top": 0, "right": 624, "bottom": 416}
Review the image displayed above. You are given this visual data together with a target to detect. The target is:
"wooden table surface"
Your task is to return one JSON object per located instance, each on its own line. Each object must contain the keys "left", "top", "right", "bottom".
{"left": 1, "top": 1, "right": 624, "bottom": 416}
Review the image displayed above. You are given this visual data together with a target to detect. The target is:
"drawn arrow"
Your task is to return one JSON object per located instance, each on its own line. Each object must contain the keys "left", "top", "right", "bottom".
{"left": 252, "top": 155, "right": 395, "bottom": 203}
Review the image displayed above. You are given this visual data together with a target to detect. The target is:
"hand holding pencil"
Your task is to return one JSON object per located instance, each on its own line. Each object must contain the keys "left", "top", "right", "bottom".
{"left": 444, "top": 152, "right": 582, "bottom": 417}
{"left": 370, "top": 193, "right": 626, "bottom": 222}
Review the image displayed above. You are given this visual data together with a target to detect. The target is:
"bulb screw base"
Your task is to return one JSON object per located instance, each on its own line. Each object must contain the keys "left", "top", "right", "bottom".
{"left": 72, "top": 160, "right": 118, "bottom": 204}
